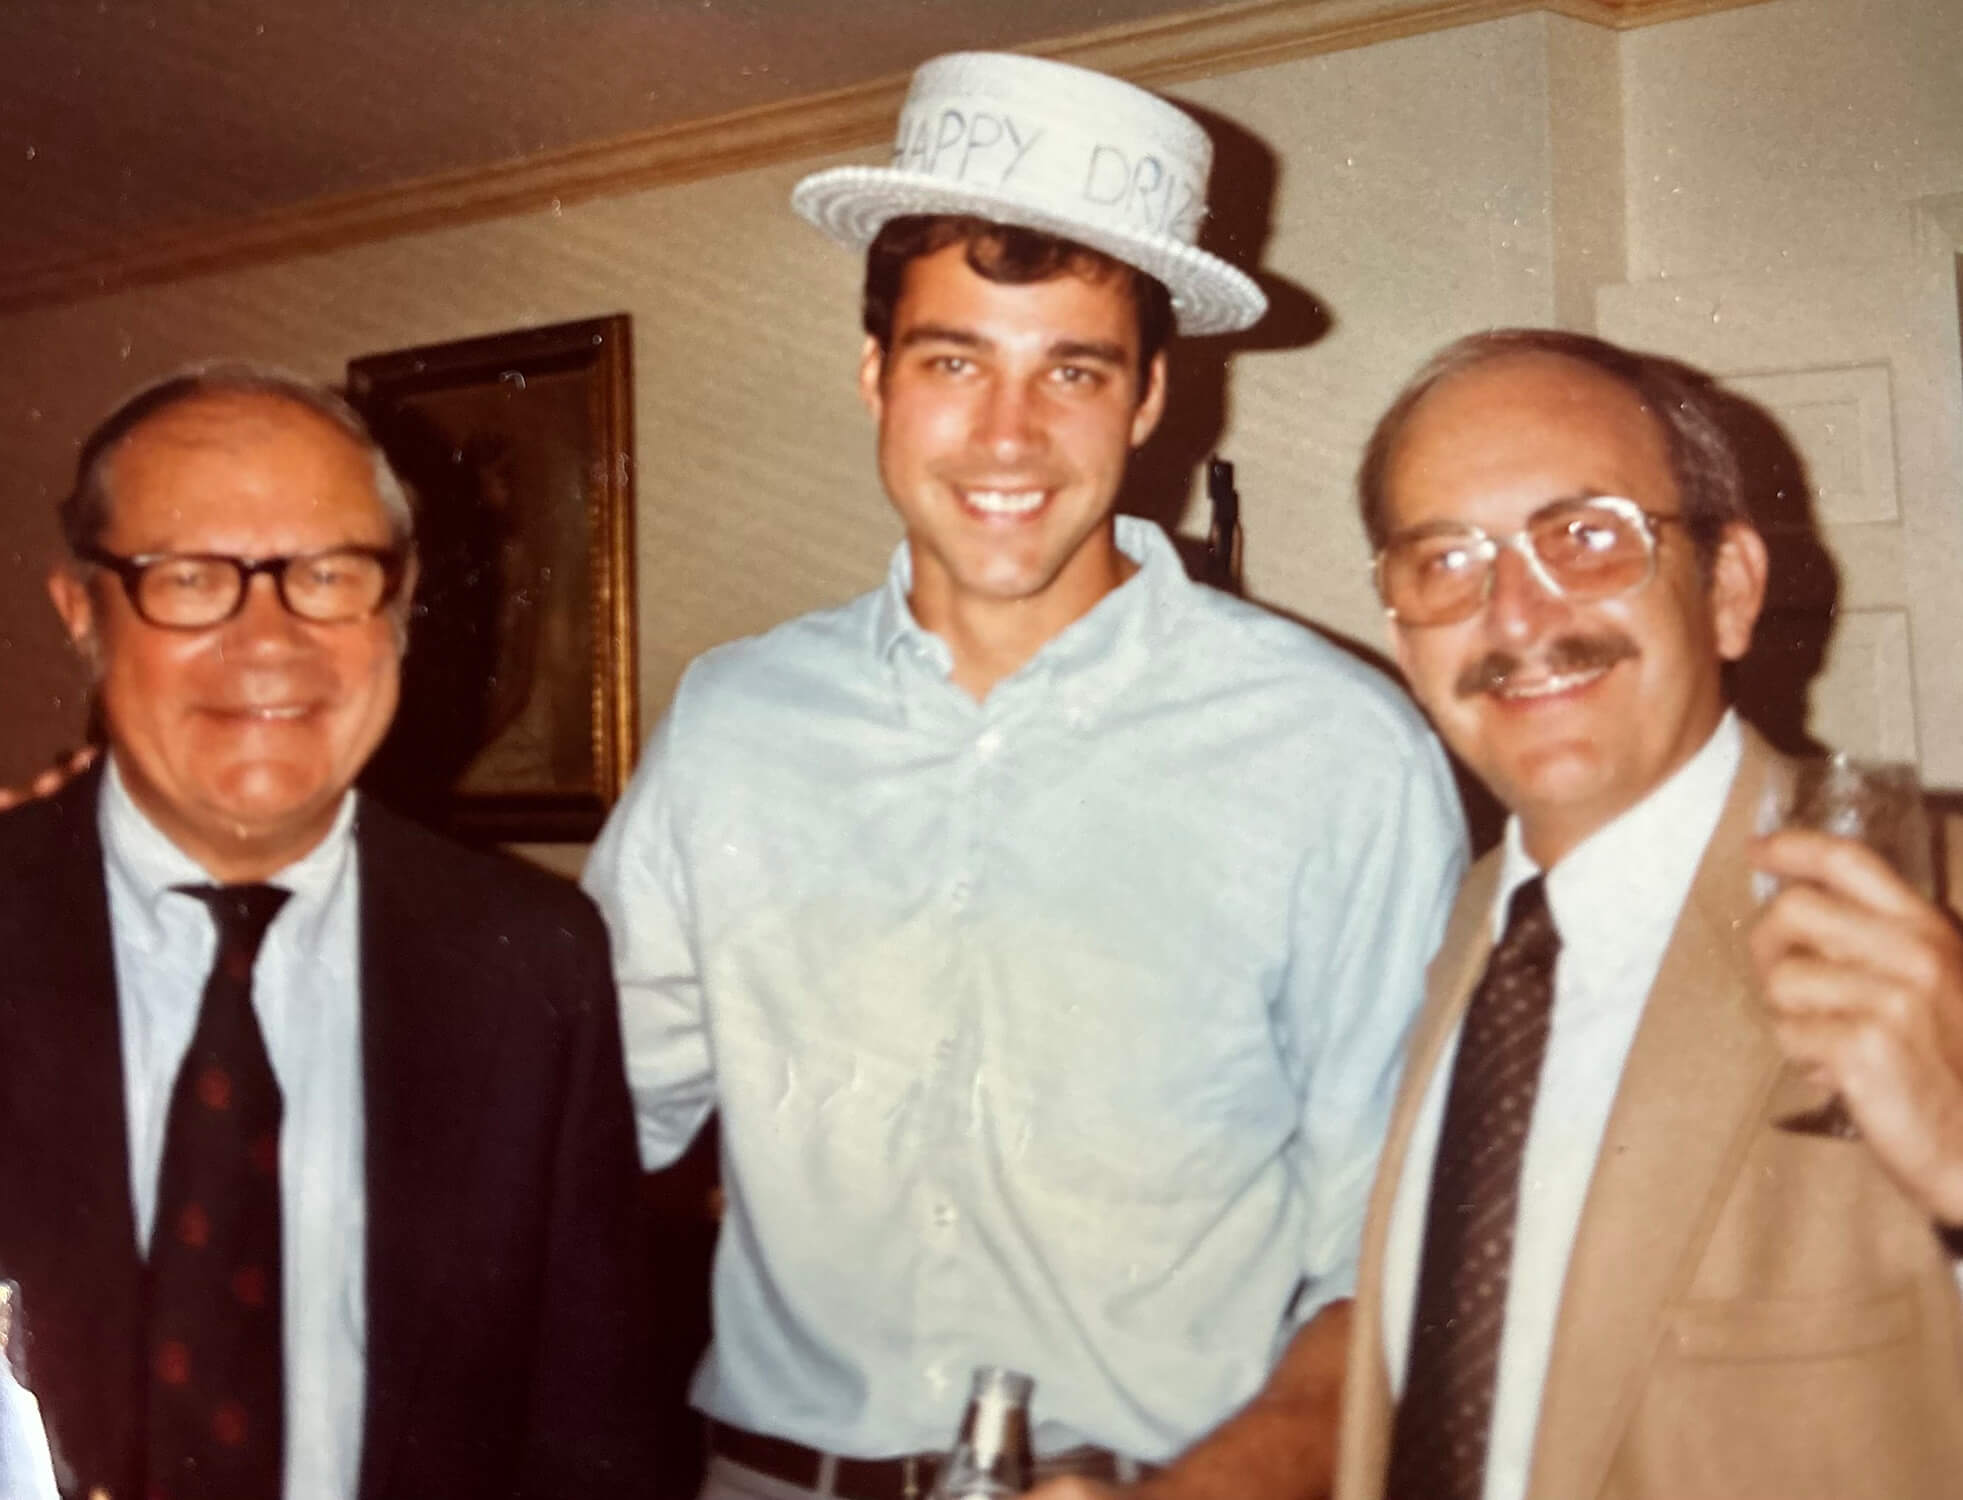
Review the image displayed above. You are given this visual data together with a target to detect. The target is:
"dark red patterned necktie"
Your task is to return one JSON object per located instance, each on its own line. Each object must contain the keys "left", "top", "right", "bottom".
{"left": 1386, "top": 875, "right": 1561, "bottom": 1500}
{"left": 147, "top": 882, "right": 291, "bottom": 1500}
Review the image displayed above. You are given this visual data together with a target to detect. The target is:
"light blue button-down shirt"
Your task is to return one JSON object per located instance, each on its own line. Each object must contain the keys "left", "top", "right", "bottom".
{"left": 584, "top": 517, "right": 1465, "bottom": 1462}
{"left": 101, "top": 758, "right": 366, "bottom": 1500}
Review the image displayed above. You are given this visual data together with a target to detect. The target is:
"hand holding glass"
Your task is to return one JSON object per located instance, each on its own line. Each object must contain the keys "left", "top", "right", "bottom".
{"left": 1771, "top": 754, "right": 1935, "bottom": 1138}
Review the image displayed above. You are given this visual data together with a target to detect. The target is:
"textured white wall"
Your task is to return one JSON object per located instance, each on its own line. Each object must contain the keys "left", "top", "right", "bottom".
{"left": 1622, "top": 0, "right": 1963, "bottom": 284}
{"left": 19, "top": 0, "right": 1963, "bottom": 812}
{"left": 1610, "top": 0, "right": 1963, "bottom": 780}
{"left": 0, "top": 13, "right": 1576, "bottom": 788}
{"left": 9, "top": 0, "right": 1957, "bottom": 799}
{"left": 0, "top": 154, "right": 887, "bottom": 783}
{"left": 1170, "top": 14, "right": 1570, "bottom": 650}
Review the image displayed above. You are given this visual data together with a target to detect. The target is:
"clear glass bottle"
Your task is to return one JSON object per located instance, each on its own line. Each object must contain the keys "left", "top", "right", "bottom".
{"left": 928, "top": 1365, "right": 1035, "bottom": 1498}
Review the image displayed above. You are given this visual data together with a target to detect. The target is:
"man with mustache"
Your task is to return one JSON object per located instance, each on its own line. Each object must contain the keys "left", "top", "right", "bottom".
{"left": 582, "top": 50, "right": 1466, "bottom": 1500}
{"left": 1332, "top": 328, "right": 1963, "bottom": 1500}
{"left": 0, "top": 367, "right": 659, "bottom": 1500}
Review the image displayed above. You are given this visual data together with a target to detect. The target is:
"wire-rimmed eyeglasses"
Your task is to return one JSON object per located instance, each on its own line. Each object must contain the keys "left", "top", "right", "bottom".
{"left": 1372, "top": 495, "right": 1684, "bottom": 627}
{"left": 78, "top": 544, "right": 409, "bottom": 630}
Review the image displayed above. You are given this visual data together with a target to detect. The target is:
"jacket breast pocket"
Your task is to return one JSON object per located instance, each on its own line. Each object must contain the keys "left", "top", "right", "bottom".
{"left": 1614, "top": 1285, "right": 1959, "bottom": 1500}
{"left": 1662, "top": 1284, "right": 1914, "bottom": 1361}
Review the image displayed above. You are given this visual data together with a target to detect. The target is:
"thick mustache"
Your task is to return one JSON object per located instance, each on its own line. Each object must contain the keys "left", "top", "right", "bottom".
{"left": 1454, "top": 632, "right": 1638, "bottom": 698}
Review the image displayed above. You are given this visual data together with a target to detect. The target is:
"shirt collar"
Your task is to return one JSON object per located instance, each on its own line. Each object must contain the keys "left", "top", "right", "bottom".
{"left": 1493, "top": 708, "right": 1743, "bottom": 962}
{"left": 871, "top": 515, "right": 1197, "bottom": 717}
{"left": 872, "top": 540, "right": 952, "bottom": 676}
{"left": 98, "top": 751, "right": 359, "bottom": 955}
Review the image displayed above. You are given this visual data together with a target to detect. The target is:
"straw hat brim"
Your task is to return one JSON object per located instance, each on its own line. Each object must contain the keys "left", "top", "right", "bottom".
{"left": 793, "top": 165, "right": 1267, "bottom": 337}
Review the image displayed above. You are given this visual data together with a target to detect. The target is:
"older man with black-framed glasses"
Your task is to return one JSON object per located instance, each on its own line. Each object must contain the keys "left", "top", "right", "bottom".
{"left": 69, "top": 543, "right": 411, "bottom": 633}
{"left": 1, "top": 364, "right": 661, "bottom": 1500}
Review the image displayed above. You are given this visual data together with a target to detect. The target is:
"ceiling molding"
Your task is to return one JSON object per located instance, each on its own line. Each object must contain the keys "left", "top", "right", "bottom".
{"left": 1, "top": 0, "right": 1773, "bottom": 316}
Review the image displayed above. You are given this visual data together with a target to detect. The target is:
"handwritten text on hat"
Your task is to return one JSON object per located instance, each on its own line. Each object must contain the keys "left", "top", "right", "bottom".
{"left": 895, "top": 107, "right": 1205, "bottom": 241}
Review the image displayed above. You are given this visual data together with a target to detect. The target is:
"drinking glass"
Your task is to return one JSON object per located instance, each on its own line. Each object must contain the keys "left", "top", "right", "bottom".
{"left": 1771, "top": 753, "right": 1934, "bottom": 1138}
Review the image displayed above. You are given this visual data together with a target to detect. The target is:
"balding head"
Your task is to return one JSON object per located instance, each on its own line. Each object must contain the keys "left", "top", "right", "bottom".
{"left": 62, "top": 363, "right": 414, "bottom": 561}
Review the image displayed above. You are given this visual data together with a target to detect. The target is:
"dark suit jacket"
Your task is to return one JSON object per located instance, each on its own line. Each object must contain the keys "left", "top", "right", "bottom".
{"left": 0, "top": 767, "right": 660, "bottom": 1500}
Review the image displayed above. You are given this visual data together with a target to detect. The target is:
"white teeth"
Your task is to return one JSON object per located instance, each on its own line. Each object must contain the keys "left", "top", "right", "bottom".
{"left": 1497, "top": 666, "right": 1607, "bottom": 700}
{"left": 243, "top": 706, "right": 308, "bottom": 720}
{"left": 964, "top": 489, "right": 1046, "bottom": 515}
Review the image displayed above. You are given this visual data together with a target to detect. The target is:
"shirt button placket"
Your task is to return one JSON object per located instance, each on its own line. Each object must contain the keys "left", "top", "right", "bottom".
{"left": 948, "top": 720, "right": 1005, "bottom": 917}
{"left": 917, "top": 718, "right": 989, "bottom": 1385}
{"left": 921, "top": 715, "right": 1008, "bottom": 1383}
{"left": 944, "top": 724, "right": 982, "bottom": 918}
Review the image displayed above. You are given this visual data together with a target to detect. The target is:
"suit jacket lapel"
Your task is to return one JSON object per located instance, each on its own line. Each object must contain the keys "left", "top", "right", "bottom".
{"left": 1525, "top": 728, "right": 1789, "bottom": 1500}
{"left": 11, "top": 767, "right": 140, "bottom": 1259}
{"left": 1338, "top": 855, "right": 1502, "bottom": 1500}
{"left": 0, "top": 766, "right": 146, "bottom": 1490}
{"left": 354, "top": 801, "right": 505, "bottom": 1500}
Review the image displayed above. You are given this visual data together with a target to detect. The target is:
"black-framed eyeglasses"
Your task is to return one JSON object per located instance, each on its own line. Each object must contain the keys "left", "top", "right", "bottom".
{"left": 77, "top": 544, "right": 409, "bottom": 630}
{"left": 1372, "top": 495, "right": 1685, "bottom": 628}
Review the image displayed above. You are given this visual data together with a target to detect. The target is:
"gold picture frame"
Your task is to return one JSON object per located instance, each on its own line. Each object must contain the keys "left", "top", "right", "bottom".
{"left": 347, "top": 314, "right": 637, "bottom": 843}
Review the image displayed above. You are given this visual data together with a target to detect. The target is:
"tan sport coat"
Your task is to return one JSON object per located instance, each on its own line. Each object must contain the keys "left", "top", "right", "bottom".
{"left": 1335, "top": 725, "right": 1963, "bottom": 1500}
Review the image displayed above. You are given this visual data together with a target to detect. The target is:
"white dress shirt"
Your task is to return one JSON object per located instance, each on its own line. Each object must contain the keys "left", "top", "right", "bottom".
{"left": 100, "top": 757, "right": 367, "bottom": 1500}
{"left": 1382, "top": 712, "right": 1743, "bottom": 1500}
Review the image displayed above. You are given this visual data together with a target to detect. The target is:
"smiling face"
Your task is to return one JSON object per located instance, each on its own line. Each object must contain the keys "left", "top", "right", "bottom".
{"left": 1383, "top": 351, "right": 1766, "bottom": 867}
{"left": 48, "top": 390, "right": 410, "bottom": 880}
{"left": 860, "top": 240, "right": 1166, "bottom": 643}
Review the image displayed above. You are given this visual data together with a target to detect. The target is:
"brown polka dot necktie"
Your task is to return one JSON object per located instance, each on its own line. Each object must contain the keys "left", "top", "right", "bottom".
{"left": 1386, "top": 875, "right": 1561, "bottom": 1500}
{"left": 147, "top": 882, "right": 291, "bottom": 1500}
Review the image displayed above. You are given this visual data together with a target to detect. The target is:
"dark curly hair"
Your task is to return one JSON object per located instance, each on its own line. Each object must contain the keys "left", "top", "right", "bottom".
{"left": 862, "top": 215, "right": 1174, "bottom": 392}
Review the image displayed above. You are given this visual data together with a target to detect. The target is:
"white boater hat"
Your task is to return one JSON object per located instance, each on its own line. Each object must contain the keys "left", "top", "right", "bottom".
{"left": 791, "top": 51, "right": 1267, "bottom": 337}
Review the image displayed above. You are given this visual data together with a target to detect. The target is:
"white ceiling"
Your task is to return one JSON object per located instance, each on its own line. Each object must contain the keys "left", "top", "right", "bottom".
{"left": 0, "top": 0, "right": 1232, "bottom": 288}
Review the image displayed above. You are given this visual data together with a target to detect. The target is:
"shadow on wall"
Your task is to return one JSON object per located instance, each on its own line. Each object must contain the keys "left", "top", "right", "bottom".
{"left": 1122, "top": 99, "right": 1332, "bottom": 542}
{"left": 1147, "top": 352, "right": 1846, "bottom": 860}
{"left": 1707, "top": 381, "right": 1839, "bottom": 762}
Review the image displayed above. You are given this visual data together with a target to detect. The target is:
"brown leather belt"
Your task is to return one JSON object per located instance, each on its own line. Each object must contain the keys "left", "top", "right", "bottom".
{"left": 707, "top": 1420, "right": 1151, "bottom": 1500}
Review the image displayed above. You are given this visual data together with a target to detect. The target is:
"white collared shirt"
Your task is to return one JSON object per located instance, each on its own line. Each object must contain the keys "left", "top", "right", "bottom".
{"left": 101, "top": 757, "right": 366, "bottom": 1500}
{"left": 1382, "top": 711, "right": 1744, "bottom": 1500}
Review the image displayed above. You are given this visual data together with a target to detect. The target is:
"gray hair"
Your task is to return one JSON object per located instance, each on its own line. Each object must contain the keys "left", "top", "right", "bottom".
{"left": 60, "top": 361, "right": 415, "bottom": 557}
{"left": 1355, "top": 328, "right": 1747, "bottom": 571}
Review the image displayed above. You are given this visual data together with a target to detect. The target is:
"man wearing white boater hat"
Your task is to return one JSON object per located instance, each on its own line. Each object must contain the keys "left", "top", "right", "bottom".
{"left": 585, "top": 50, "right": 1465, "bottom": 1500}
